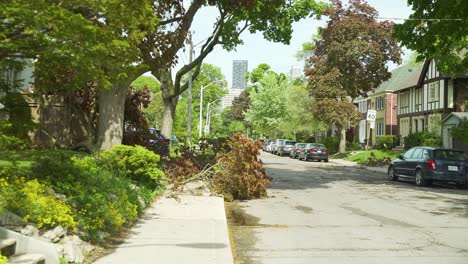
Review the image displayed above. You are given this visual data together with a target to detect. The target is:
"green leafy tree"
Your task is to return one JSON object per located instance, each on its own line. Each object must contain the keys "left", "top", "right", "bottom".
{"left": 278, "top": 79, "right": 326, "bottom": 140}
{"left": 305, "top": 0, "right": 401, "bottom": 153}
{"left": 173, "top": 64, "right": 227, "bottom": 140}
{"left": 2, "top": 0, "right": 159, "bottom": 150}
{"left": 139, "top": 0, "right": 327, "bottom": 141}
{"left": 394, "top": 0, "right": 468, "bottom": 74}
{"left": 225, "top": 90, "right": 251, "bottom": 124}
{"left": 245, "top": 72, "right": 289, "bottom": 137}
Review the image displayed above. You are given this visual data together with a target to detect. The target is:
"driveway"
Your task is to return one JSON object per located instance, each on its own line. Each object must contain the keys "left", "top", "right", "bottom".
{"left": 227, "top": 151, "right": 468, "bottom": 264}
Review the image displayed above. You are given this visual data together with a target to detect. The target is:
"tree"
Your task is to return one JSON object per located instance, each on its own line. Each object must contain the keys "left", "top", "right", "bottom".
{"left": 226, "top": 90, "right": 251, "bottom": 123}
{"left": 139, "top": 0, "right": 327, "bottom": 141}
{"left": 278, "top": 79, "right": 326, "bottom": 139}
{"left": 2, "top": 0, "right": 159, "bottom": 150}
{"left": 245, "top": 71, "right": 289, "bottom": 137}
{"left": 305, "top": 0, "right": 401, "bottom": 153}
{"left": 172, "top": 64, "right": 227, "bottom": 140}
{"left": 394, "top": 0, "right": 468, "bottom": 74}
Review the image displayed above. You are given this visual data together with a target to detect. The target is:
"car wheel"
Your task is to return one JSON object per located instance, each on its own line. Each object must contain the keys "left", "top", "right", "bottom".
{"left": 415, "top": 169, "right": 427, "bottom": 186}
{"left": 388, "top": 165, "right": 398, "bottom": 181}
{"left": 324, "top": 159, "right": 329, "bottom": 162}
{"left": 455, "top": 182, "right": 466, "bottom": 189}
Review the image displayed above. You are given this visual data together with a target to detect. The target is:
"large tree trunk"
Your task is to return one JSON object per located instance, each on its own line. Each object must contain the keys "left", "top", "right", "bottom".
{"left": 161, "top": 97, "right": 178, "bottom": 140}
{"left": 159, "top": 70, "right": 178, "bottom": 141}
{"left": 96, "top": 84, "right": 127, "bottom": 150}
{"left": 339, "top": 128, "right": 346, "bottom": 153}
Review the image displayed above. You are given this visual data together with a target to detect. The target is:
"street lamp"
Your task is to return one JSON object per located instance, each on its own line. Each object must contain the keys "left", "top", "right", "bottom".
{"left": 199, "top": 81, "right": 219, "bottom": 138}
{"left": 204, "top": 99, "right": 221, "bottom": 136}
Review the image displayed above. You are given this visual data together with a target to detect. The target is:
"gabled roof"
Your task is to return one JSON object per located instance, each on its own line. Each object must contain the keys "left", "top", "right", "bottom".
{"left": 441, "top": 112, "right": 468, "bottom": 123}
{"left": 374, "top": 63, "right": 424, "bottom": 94}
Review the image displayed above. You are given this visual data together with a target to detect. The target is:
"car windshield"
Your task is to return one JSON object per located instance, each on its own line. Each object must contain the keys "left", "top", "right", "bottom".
{"left": 313, "top": 144, "right": 325, "bottom": 148}
{"left": 285, "top": 141, "right": 296, "bottom": 145}
{"left": 432, "top": 150, "right": 466, "bottom": 161}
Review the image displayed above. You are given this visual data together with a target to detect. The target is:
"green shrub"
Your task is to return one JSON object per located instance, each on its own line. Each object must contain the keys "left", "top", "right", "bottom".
{"left": 404, "top": 131, "right": 441, "bottom": 149}
{"left": 319, "top": 136, "right": 339, "bottom": 154}
{"left": 100, "top": 145, "right": 166, "bottom": 191}
{"left": 31, "top": 154, "right": 148, "bottom": 242}
{"left": 377, "top": 135, "right": 396, "bottom": 150}
{"left": 0, "top": 93, "right": 38, "bottom": 150}
{"left": 0, "top": 177, "right": 76, "bottom": 229}
{"left": 0, "top": 253, "right": 7, "bottom": 264}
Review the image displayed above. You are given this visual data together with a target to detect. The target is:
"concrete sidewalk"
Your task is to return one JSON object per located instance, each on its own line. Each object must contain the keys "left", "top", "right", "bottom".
{"left": 94, "top": 184, "right": 233, "bottom": 264}
{"left": 330, "top": 158, "right": 388, "bottom": 174}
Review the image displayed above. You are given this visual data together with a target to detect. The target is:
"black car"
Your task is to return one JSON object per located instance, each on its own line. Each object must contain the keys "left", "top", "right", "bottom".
{"left": 148, "top": 128, "right": 170, "bottom": 156}
{"left": 290, "top": 143, "right": 307, "bottom": 159}
{"left": 388, "top": 147, "right": 468, "bottom": 188}
{"left": 299, "top": 143, "right": 329, "bottom": 162}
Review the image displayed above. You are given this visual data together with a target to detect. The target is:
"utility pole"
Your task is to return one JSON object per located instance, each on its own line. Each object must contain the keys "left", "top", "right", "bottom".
{"left": 186, "top": 32, "right": 193, "bottom": 145}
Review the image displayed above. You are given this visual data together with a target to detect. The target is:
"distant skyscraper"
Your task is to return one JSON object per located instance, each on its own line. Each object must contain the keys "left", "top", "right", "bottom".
{"left": 290, "top": 65, "right": 303, "bottom": 80}
{"left": 222, "top": 88, "right": 244, "bottom": 110}
{"left": 232, "top": 60, "right": 248, "bottom": 89}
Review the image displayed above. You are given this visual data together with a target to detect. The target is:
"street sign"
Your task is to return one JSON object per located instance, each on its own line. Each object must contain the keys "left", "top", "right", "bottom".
{"left": 366, "top": 110, "right": 376, "bottom": 121}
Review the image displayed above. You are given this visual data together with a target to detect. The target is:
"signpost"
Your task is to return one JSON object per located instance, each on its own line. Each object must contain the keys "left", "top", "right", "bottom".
{"left": 366, "top": 110, "right": 376, "bottom": 150}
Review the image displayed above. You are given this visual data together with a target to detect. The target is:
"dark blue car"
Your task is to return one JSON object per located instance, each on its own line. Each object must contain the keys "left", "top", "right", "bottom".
{"left": 388, "top": 147, "right": 468, "bottom": 188}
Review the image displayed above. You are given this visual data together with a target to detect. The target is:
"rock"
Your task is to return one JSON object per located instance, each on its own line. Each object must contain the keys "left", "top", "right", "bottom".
{"left": 55, "top": 193, "right": 67, "bottom": 202}
{"left": 55, "top": 244, "right": 64, "bottom": 256}
{"left": 21, "top": 225, "right": 39, "bottom": 237}
{"left": 53, "top": 225, "right": 67, "bottom": 239}
{"left": 81, "top": 242, "right": 95, "bottom": 255}
{"left": 42, "top": 230, "right": 58, "bottom": 243}
{"left": 0, "top": 212, "right": 25, "bottom": 227}
{"left": 63, "top": 235, "right": 84, "bottom": 264}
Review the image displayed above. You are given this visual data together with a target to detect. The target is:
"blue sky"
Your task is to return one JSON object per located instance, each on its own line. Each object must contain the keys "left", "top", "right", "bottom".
{"left": 175, "top": 0, "right": 414, "bottom": 87}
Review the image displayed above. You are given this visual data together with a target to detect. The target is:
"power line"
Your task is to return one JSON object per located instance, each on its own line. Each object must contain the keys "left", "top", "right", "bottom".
{"left": 377, "top": 17, "right": 464, "bottom": 21}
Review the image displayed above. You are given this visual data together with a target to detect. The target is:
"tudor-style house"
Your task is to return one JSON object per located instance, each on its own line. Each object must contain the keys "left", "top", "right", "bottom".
{"left": 396, "top": 60, "right": 468, "bottom": 145}
{"left": 355, "top": 63, "right": 423, "bottom": 146}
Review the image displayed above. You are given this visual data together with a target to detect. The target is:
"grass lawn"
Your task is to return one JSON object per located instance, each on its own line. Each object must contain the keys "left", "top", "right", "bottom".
{"left": 344, "top": 150, "right": 402, "bottom": 165}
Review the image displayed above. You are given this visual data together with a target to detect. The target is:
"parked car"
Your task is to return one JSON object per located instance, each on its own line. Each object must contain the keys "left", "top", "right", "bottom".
{"left": 388, "top": 147, "right": 468, "bottom": 188}
{"left": 263, "top": 140, "right": 274, "bottom": 152}
{"left": 299, "top": 143, "right": 329, "bottom": 162}
{"left": 148, "top": 128, "right": 170, "bottom": 156}
{"left": 271, "top": 139, "right": 287, "bottom": 155}
{"left": 290, "top": 143, "right": 307, "bottom": 159}
{"left": 277, "top": 140, "right": 296, "bottom": 156}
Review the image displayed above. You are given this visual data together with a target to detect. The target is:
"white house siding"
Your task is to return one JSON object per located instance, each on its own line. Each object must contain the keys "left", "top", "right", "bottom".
{"left": 359, "top": 120, "right": 366, "bottom": 143}
{"left": 400, "top": 117, "right": 410, "bottom": 137}
{"left": 442, "top": 116, "right": 460, "bottom": 148}
{"left": 448, "top": 79, "right": 454, "bottom": 108}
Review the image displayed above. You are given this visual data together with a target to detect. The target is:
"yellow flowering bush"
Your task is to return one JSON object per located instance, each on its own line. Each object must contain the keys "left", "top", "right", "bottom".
{"left": 0, "top": 177, "right": 76, "bottom": 229}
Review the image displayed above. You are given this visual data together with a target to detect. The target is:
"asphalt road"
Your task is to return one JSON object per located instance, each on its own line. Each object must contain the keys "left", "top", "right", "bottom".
{"left": 227, "top": 151, "right": 468, "bottom": 264}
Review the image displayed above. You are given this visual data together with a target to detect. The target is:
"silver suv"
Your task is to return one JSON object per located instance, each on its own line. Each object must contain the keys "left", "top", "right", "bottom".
{"left": 271, "top": 139, "right": 287, "bottom": 155}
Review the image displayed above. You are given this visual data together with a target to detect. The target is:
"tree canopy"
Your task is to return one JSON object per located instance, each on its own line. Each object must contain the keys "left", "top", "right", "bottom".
{"left": 394, "top": 0, "right": 468, "bottom": 74}
{"left": 245, "top": 71, "right": 289, "bottom": 137}
{"left": 140, "top": 0, "right": 327, "bottom": 140}
{"left": 305, "top": 0, "right": 401, "bottom": 152}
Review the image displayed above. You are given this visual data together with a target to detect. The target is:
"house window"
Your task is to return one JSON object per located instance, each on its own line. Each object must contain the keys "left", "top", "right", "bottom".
{"left": 376, "top": 96, "right": 385, "bottom": 110}
{"left": 415, "top": 88, "right": 422, "bottom": 111}
{"left": 376, "top": 119, "right": 384, "bottom": 136}
{"left": 429, "top": 82, "right": 439, "bottom": 102}
{"left": 358, "top": 101, "right": 367, "bottom": 113}
{"left": 400, "top": 92, "right": 409, "bottom": 107}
